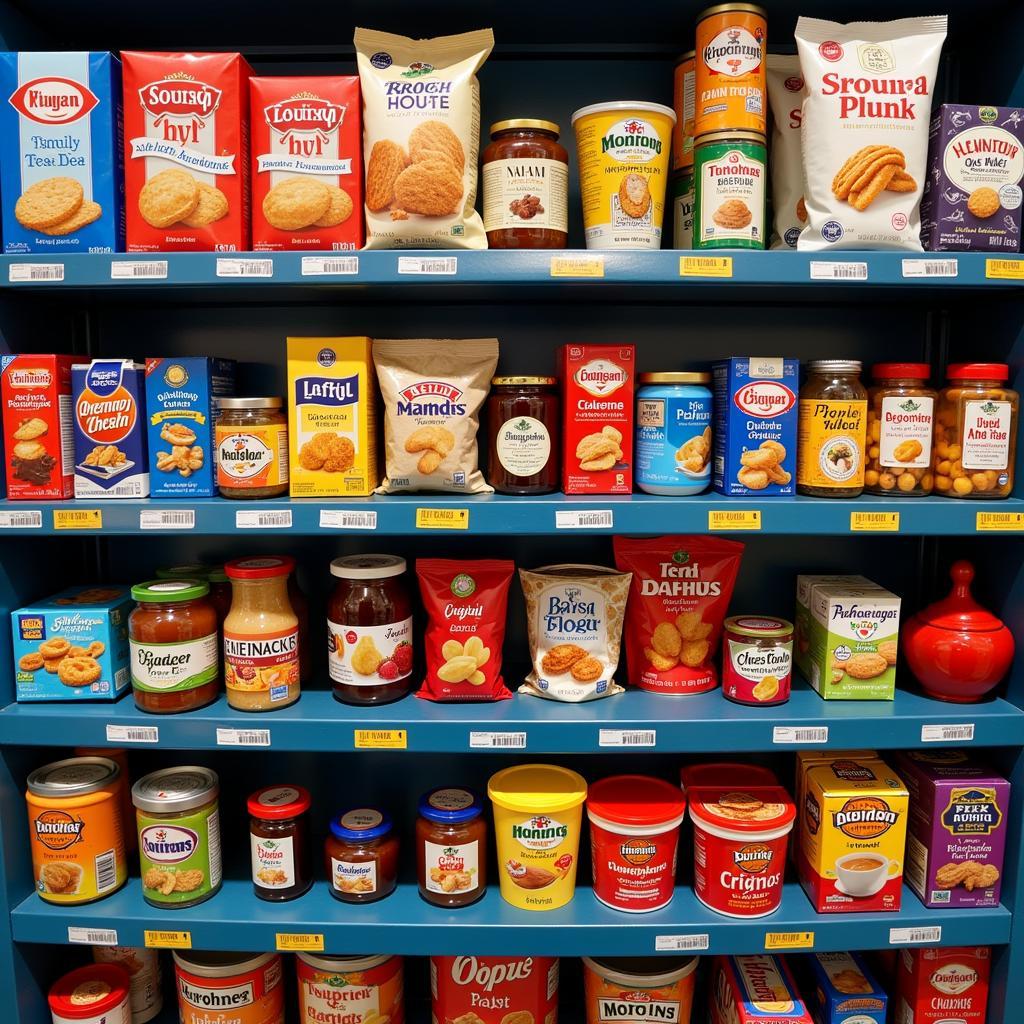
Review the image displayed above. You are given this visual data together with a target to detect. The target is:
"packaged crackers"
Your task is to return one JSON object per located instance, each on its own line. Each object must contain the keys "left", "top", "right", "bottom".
{"left": 354, "top": 27, "right": 493, "bottom": 249}
{"left": 710, "top": 955, "right": 813, "bottom": 1024}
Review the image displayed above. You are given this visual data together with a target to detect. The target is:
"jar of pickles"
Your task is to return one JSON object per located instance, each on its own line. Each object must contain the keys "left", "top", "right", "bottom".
{"left": 933, "top": 364, "right": 1018, "bottom": 499}
{"left": 865, "top": 363, "right": 936, "bottom": 496}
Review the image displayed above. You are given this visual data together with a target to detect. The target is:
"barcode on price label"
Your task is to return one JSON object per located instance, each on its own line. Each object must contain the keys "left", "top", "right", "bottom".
{"left": 216, "top": 258, "right": 273, "bottom": 278}
{"left": 320, "top": 510, "right": 378, "bottom": 530}
{"left": 600, "top": 729, "right": 656, "bottom": 747}
{"left": 217, "top": 727, "right": 271, "bottom": 747}
{"left": 921, "top": 723, "right": 974, "bottom": 743}
{"left": 106, "top": 724, "right": 159, "bottom": 743}
{"left": 301, "top": 256, "right": 359, "bottom": 276}
{"left": 810, "top": 261, "right": 868, "bottom": 280}
{"left": 9, "top": 263, "right": 63, "bottom": 282}
{"left": 68, "top": 926, "right": 119, "bottom": 945}
{"left": 655, "top": 934, "right": 710, "bottom": 952}
{"left": 902, "top": 259, "right": 958, "bottom": 278}
{"left": 773, "top": 726, "right": 828, "bottom": 744}
{"left": 469, "top": 731, "right": 527, "bottom": 749}
{"left": 555, "top": 510, "right": 613, "bottom": 529}
{"left": 236, "top": 510, "right": 292, "bottom": 529}
{"left": 140, "top": 509, "right": 195, "bottom": 530}
{"left": 0, "top": 511, "right": 42, "bottom": 528}
{"left": 890, "top": 926, "right": 941, "bottom": 945}
{"left": 398, "top": 256, "right": 457, "bottom": 275}
{"left": 111, "top": 260, "right": 168, "bottom": 280}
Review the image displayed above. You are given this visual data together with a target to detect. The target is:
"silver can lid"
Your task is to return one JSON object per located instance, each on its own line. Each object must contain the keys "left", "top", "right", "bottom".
{"left": 132, "top": 766, "right": 219, "bottom": 814}
{"left": 807, "top": 360, "right": 862, "bottom": 374}
{"left": 27, "top": 757, "right": 120, "bottom": 798}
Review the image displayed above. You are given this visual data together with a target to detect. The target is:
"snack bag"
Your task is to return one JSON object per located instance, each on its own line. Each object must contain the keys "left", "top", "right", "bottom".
{"left": 354, "top": 27, "right": 493, "bottom": 249}
{"left": 417, "top": 559, "right": 515, "bottom": 702}
{"left": 613, "top": 535, "right": 744, "bottom": 695}
{"left": 766, "top": 55, "right": 807, "bottom": 249}
{"left": 373, "top": 338, "right": 497, "bottom": 494}
{"left": 796, "top": 16, "right": 947, "bottom": 251}
{"left": 519, "top": 564, "right": 631, "bottom": 703}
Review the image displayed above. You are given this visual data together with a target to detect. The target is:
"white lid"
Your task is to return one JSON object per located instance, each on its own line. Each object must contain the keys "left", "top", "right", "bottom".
{"left": 331, "top": 555, "right": 406, "bottom": 580}
{"left": 572, "top": 101, "right": 677, "bottom": 125}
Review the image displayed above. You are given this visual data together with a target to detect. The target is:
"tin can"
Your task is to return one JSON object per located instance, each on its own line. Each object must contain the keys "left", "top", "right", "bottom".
{"left": 670, "top": 170, "right": 695, "bottom": 249}
{"left": 721, "top": 615, "right": 793, "bottom": 705}
{"left": 694, "top": 131, "right": 766, "bottom": 249}
{"left": 297, "top": 954, "right": 404, "bottom": 1024}
{"left": 695, "top": 2, "right": 767, "bottom": 136}
{"left": 173, "top": 952, "right": 284, "bottom": 1024}
{"left": 93, "top": 947, "right": 163, "bottom": 1024}
{"left": 50, "top": 964, "right": 131, "bottom": 1024}
{"left": 672, "top": 51, "right": 696, "bottom": 170}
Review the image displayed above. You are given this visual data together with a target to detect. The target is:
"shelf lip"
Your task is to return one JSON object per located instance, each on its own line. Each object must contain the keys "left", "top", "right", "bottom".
{"left": 0, "top": 687, "right": 1019, "bottom": 753}
{"left": 10, "top": 880, "right": 1012, "bottom": 956}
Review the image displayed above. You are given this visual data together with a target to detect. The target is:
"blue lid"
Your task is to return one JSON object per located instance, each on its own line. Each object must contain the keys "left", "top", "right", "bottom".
{"left": 329, "top": 807, "right": 393, "bottom": 842}
{"left": 418, "top": 787, "right": 484, "bottom": 824}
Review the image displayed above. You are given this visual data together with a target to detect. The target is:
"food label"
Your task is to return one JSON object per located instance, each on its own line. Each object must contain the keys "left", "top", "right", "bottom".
{"left": 130, "top": 633, "right": 219, "bottom": 692}
{"left": 723, "top": 634, "right": 793, "bottom": 705}
{"left": 138, "top": 803, "right": 221, "bottom": 906}
{"left": 331, "top": 856, "right": 377, "bottom": 897}
{"left": 694, "top": 142, "right": 766, "bottom": 249}
{"left": 695, "top": 8, "right": 766, "bottom": 136}
{"left": 298, "top": 954, "right": 404, "bottom": 1024}
{"left": 711, "top": 955, "right": 813, "bottom": 1024}
{"left": 433, "top": 956, "right": 559, "bottom": 1024}
{"left": 483, "top": 158, "right": 568, "bottom": 232}
{"left": 251, "top": 833, "right": 296, "bottom": 890}
{"left": 175, "top": 954, "right": 284, "bottom": 1024}
{"left": 671, "top": 170, "right": 695, "bottom": 247}
{"left": 216, "top": 423, "right": 289, "bottom": 490}
{"left": 635, "top": 389, "right": 712, "bottom": 493}
{"left": 495, "top": 415, "right": 551, "bottom": 479}
{"left": 797, "top": 398, "right": 867, "bottom": 489}
{"left": 590, "top": 818, "right": 680, "bottom": 912}
{"left": 961, "top": 400, "right": 1012, "bottom": 470}
{"left": 224, "top": 625, "right": 299, "bottom": 703}
{"left": 693, "top": 818, "right": 787, "bottom": 917}
{"left": 672, "top": 55, "right": 696, "bottom": 170}
{"left": 328, "top": 616, "right": 413, "bottom": 687}
{"left": 896, "top": 948, "right": 990, "bottom": 1024}
{"left": 424, "top": 839, "right": 479, "bottom": 896}
{"left": 879, "top": 395, "right": 933, "bottom": 468}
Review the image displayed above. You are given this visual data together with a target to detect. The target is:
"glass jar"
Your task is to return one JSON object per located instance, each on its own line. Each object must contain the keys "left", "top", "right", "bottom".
{"left": 486, "top": 377, "right": 560, "bottom": 494}
{"left": 207, "top": 566, "right": 232, "bottom": 624}
{"left": 328, "top": 555, "right": 413, "bottom": 705}
{"left": 416, "top": 786, "right": 487, "bottom": 908}
{"left": 866, "top": 363, "right": 937, "bottom": 496}
{"left": 933, "top": 363, "right": 1019, "bottom": 499}
{"left": 797, "top": 360, "right": 868, "bottom": 498}
{"left": 248, "top": 784, "right": 313, "bottom": 902}
{"left": 129, "top": 580, "right": 220, "bottom": 714}
{"left": 215, "top": 397, "right": 288, "bottom": 499}
{"left": 635, "top": 372, "right": 712, "bottom": 495}
{"left": 325, "top": 807, "right": 399, "bottom": 903}
{"left": 482, "top": 119, "right": 569, "bottom": 249}
{"left": 223, "top": 556, "right": 300, "bottom": 712}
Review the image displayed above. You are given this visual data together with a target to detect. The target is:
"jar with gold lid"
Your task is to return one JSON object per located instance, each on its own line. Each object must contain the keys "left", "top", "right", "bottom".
{"left": 215, "top": 397, "right": 288, "bottom": 499}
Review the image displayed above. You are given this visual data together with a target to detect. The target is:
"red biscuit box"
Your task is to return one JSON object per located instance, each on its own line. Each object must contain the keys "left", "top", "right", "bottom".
{"left": 562, "top": 344, "right": 635, "bottom": 494}
{"left": 431, "top": 956, "right": 559, "bottom": 1024}
{"left": 122, "top": 51, "right": 252, "bottom": 251}
{"left": 1, "top": 355, "right": 75, "bottom": 500}
{"left": 250, "top": 76, "right": 363, "bottom": 251}
{"left": 895, "top": 947, "right": 990, "bottom": 1024}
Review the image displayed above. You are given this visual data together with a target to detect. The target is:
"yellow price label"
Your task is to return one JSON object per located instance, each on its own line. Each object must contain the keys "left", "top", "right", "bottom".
{"left": 276, "top": 933, "right": 324, "bottom": 952}
{"left": 708, "top": 509, "right": 761, "bottom": 531}
{"left": 680, "top": 256, "right": 733, "bottom": 278}
{"left": 144, "top": 930, "right": 191, "bottom": 949}
{"left": 850, "top": 511, "right": 900, "bottom": 532}
{"left": 976, "top": 511, "right": 1024, "bottom": 531}
{"left": 550, "top": 255, "right": 604, "bottom": 278}
{"left": 53, "top": 509, "right": 102, "bottom": 530}
{"left": 985, "top": 258, "right": 1024, "bottom": 280}
{"left": 355, "top": 729, "right": 408, "bottom": 749}
{"left": 764, "top": 931, "right": 815, "bottom": 950}
{"left": 415, "top": 507, "right": 469, "bottom": 530}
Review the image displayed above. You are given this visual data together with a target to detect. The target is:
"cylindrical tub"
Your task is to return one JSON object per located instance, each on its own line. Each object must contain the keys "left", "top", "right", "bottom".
{"left": 50, "top": 964, "right": 131, "bottom": 1024}
{"left": 173, "top": 951, "right": 284, "bottom": 1024}
{"left": 297, "top": 954, "right": 404, "bottom": 1024}
{"left": 92, "top": 947, "right": 162, "bottom": 1024}
{"left": 680, "top": 763, "right": 779, "bottom": 792}
{"left": 583, "top": 956, "right": 698, "bottom": 1024}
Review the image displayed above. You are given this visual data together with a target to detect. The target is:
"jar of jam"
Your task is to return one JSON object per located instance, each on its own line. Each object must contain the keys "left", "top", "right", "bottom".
{"left": 866, "top": 363, "right": 937, "bottom": 496}
{"left": 325, "top": 807, "right": 399, "bottom": 903}
{"left": 482, "top": 119, "right": 569, "bottom": 248}
{"left": 416, "top": 787, "right": 487, "bottom": 908}
{"left": 129, "top": 580, "right": 220, "bottom": 714}
{"left": 248, "top": 784, "right": 313, "bottom": 902}
{"left": 486, "top": 377, "right": 560, "bottom": 494}
{"left": 215, "top": 397, "right": 288, "bottom": 499}
{"left": 328, "top": 555, "right": 413, "bottom": 705}
{"left": 721, "top": 615, "right": 793, "bottom": 706}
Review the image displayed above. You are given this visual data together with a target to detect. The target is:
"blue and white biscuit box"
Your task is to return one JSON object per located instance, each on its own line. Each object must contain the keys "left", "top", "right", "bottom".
{"left": 12, "top": 585, "right": 131, "bottom": 702}
{"left": 713, "top": 357, "right": 799, "bottom": 496}
{"left": 145, "top": 357, "right": 236, "bottom": 498}
{"left": 808, "top": 952, "right": 887, "bottom": 1024}
{"left": 0, "top": 52, "right": 123, "bottom": 253}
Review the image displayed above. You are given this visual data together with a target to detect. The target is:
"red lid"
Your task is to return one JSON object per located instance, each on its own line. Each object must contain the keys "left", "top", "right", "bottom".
{"left": 680, "top": 763, "right": 779, "bottom": 791}
{"left": 587, "top": 774, "right": 686, "bottom": 826}
{"left": 688, "top": 785, "right": 795, "bottom": 832}
{"left": 947, "top": 363, "right": 1009, "bottom": 382}
{"left": 247, "top": 784, "right": 311, "bottom": 819}
{"left": 226, "top": 555, "right": 295, "bottom": 580}
{"left": 49, "top": 964, "right": 130, "bottom": 1020}
{"left": 915, "top": 560, "right": 1006, "bottom": 633}
{"left": 872, "top": 362, "right": 931, "bottom": 380}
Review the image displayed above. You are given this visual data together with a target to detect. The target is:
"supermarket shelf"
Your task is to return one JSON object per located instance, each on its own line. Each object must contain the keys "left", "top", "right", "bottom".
{"left": 11, "top": 880, "right": 1010, "bottom": 956}
{"left": 2, "top": 494, "right": 1024, "bottom": 536}
{"left": 0, "top": 684, "right": 1019, "bottom": 753}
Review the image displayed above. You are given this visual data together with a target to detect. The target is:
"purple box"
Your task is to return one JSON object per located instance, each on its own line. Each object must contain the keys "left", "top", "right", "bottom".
{"left": 894, "top": 751, "right": 1009, "bottom": 909}
{"left": 921, "top": 104, "right": 1024, "bottom": 252}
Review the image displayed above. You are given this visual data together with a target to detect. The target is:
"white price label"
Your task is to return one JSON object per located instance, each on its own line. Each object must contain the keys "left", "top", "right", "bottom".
{"left": 68, "top": 926, "right": 118, "bottom": 946}
{"left": 0, "top": 511, "right": 42, "bottom": 529}
{"left": 106, "top": 724, "right": 159, "bottom": 744}
{"left": 140, "top": 509, "right": 195, "bottom": 530}
{"left": 216, "top": 727, "right": 271, "bottom": 747}
{"left": 890, "top": 926, "right": 942, "bottom": 945}
{"left": 902, "top": 259, "right": 958, "bottom": 278}
{"left": 9, "top": 263, "right": 63, "bottom": 282}
{"left": 810, "top": 261, "right": 868, "bottom": 281}
{"left": 656, "top": 934, "right": 710, "bottom": 952}
{"left": 921, "top": 723, "right": 975, "bottom": 743}
{"left": 469, "top": 731, "right": 527, "bottom": 749}
{"left": 301, "top": 256, "right": 358, "bottom": 276}
{"left": 320, "top": 509, "right": 378, "bottom": 530}
{"left": 773, "top": 726, "right": 829, "bottom": 744}
{"left": 111, "top": 260, "right": 168, "bottom": 280}
{"left": 599, "top": 729, "right": 656, "bottom": 748}
{"left": 398, "top": 256, "right": 457, "bottom": 275}
{"left": 555, "top": 510, "right": 614, "bottom": 529}
{"left": 216, "top": 258, "right": 273, "bottom": 278}
{"left": 236, "top": 510, "right": 293, "bottom": 529}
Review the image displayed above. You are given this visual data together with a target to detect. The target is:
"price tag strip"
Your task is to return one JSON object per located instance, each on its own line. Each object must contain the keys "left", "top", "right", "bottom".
{"left": 236, "top": 510, "right": 292, "bottom": 529}
{"left": 111, "top": 260, "right": 168, "bottom": 280}
{"left": 320, "top": 509, "right": 377, "bottom": 530}
{"left": 0, "top": 510, "right": 42, "bottom": 529}
{"left": 9, "top": 263, "right": 63, "bottom": 282}
{"left": 765, "top": 931, "right": 815, "bottom": 950}
{"left": 985, "top": 258, "right": 1024, "bottom": 280}
{"left": 354, "top": 729, "right": 407, "bottom": 749}
{"left": 921, "top": 723, "right": 974, "bottom": 743}
{"left": 68, "top": 926, "right": 118, "bottom": 945}
{"left": 902, "top": 258, "right": 957, "bottom": 278}
{"left": 599, "top": 729, "right": 656, "bottom": 748}
{"left": 851, "top": 511, "right": 899, "bottom": 532}
{"left": 216, "top": 258, "right": 273, "bottom": 278}
{"left": 708, "top": 510, "right": 761, "bottom": 531}
{"left": 415, "top": 508, "right": 469, "bottom": 530}
{"left": 53, "top": 509, "right": 102, "bottom": 530}
{"left": 398, "top": 256, "right": 457, "bottom": 275}
{"left": 469, "top": 731, "right": 527, "bottom": 749}
{"left": 890, "top": 926, "right": 941, "bottom": 945}
{"left": 216, "top": 727, "right": 271, "bottom": 747}
{"left": 550, "top": 255, "right": 604, "bottom": 278}
{"left": 809, "top": 261, "right": 868, "bottom": 281}
{"left": 301, "top": 256, "right": 358, "bottom": 276}
{"left": 144, "top": 930, "right": 191, "bottom": 949}
{"left": 106, "top": 724, "right": 159, "bottom": 744}
{"left": 140, "top": 509, "right": 195, "bottom": 530}
{"left": 773, "top": 726, "right": 828, "bottom": 744}
{"left": 655, "top": 934, "right": 710, "bottom": 952}
{"left": 977, "top": 511, "right": 1024, "bottom": 531}
{"left": 555, "top": 509, "right": 613, "bottom": 529}
{"left": 680, "top": 255, "right": 733, "bottom": 278}
{"left": 276, "top": 933, "right": 324, "bottom": 952}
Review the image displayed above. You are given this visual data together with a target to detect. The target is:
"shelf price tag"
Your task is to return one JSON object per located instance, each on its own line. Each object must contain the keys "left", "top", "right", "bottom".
{"left": 976, "top": 511, "right": 1024, "bottom": 531}
{"left": 9, "top": 262, "right": 63, "bottom": 282}
{"left": 320, "top": 509, "right": 378, "bottom": 530}
{"left": 599, "top": 729, "right": 656, "bottom": 748}
{"left": 398, "top": 256, "right": 457, "bottom": 275}
{"left": 555, "top": 510, "right": 613, "bottom": 529}
{"left": 656, "top": 934, "right": 710, "bottom": 952}
{"left": 145, "top": 930, "right": 191, "bottom": 949}
{"left": 890, "top": 926, "right": 941, "bottom": 945}
{"left": 68, "top": 926, "right": 118, "bottom": 946}
{"left": 708, "top": 510, "right": 761, "bottom": 531}
{"left": 140, "top": 509, "right": 195, "bottom": 530}
{"left": 810, "top": 261, "right": 867, "bottom": 280}
{"left": 276, "top": 933, "right": 324, "bottom": 952}
{"left": 416, "top": 508, "right": 469, "bottom": 530}
{"left": 550, "top": 255, "right": 604, "bottom": 278}
{"left": 216, "top": 258, "right": 273, "bottom": 278}
{"left": 111, "top": 260, "right": 168, "bottom": 280}
{"left": 53, "top": 509, "right": 102, "bottom": 530}
{"left": 106, "top": 724, "right": 159, "bottom": 744}
{"left": 0, "top": 510, "right": 41, "bottom": 529}
{"left": 217, "top": 727, "right": 271, "bottom": 747}
{"left": 302, "top": 256, "right": 358, "bottom": 276}
{"left": 985, "top": 258, "right": 1024, "bottom": 280}
{"left": 773, "top": 726, "right": 828, "bottom": 744}
{"left": 850, "top": 511, "right": 900, "bottom": 532}
{"left": 902, "top": 259, "right": 957, "bottom": 278}
{"left": 921, "top": 723, "right": 974, "bottom": 743}
{"left": 680, "top": 256, "right": 732, "bottom": 278}
{"left": 765, "top": 931, "right": 815, "bottom": 950}
{"left": 470, "top": 731, "right": 527, "bottom": 749}
{"left": 236, "top": 509, "right": 292, "bottom": 529}
{"left": 355, "top": 729, "right": 407, "bottom": 749}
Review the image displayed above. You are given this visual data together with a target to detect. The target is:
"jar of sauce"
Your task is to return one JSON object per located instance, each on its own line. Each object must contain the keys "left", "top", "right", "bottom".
{"left": 248, "top": 785, "right": 312, "bottom": 902}
{"left": 215, "top": 397, "right": 288, "bottom": 499}
{"left": 223, "top": 557, "right": 300, "bottom": 712}
{"left": 328, "top": 555, "right": 413, "bottom": 705}
{"left": 416, "top": 787, "right": 487, "bottom": 907}
{"left": 721, "top": 615, "right": 793, "bottom": 706}
{"left": 325, "top": 807, "right": 399, "bottom": 903}
{"left": 129, "top": 580, "right": 220, "bottom": 714}
{"left": 482, "top": 119, "right": 569, "bottom": 249}
{"left": 487, "top": 377, "right": 560, "bottom": 494}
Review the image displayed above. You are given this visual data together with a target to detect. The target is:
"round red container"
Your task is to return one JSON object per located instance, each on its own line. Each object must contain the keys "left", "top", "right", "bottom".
{"left": 721, "top": 615, "right": 793, "bottom": 706}
{"left": 587, "top": 775, "right": 687, "bottom": 913}
{"left": 679, "top": 762, "right": 779, "bottom": 792}
{"left": 49, "top": 964, "right": 131, "bottom": 1024}
{"left": 689, "top": 785, "right": 794, "bottom": 918}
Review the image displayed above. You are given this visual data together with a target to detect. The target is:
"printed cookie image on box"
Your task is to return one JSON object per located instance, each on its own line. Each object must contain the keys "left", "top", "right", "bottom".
{"left": 809, "top": 951, "right": 887, "bottom": 1024}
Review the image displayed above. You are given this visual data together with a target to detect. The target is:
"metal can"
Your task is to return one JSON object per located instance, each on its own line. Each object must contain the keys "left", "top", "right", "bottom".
{"left": 695, "top": 2, "right": 767, "bottom": 136}
{"left": 693, "top": 131, "right": 766, "bottom": 249}
{"left": 721, "top": 615, "right": 793, "bottom": 706}
{"left": 670, "top": 169, "right": 695, "bottom": 249}
{"left": 672, "top": 51, "right": 696, "bottom": 170}
{"left": 174, "top": 952, "right": 284, "bottom": 1024}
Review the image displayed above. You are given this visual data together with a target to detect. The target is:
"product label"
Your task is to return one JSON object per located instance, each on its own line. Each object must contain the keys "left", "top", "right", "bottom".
{"left": 331, "top": 856, "right": 377, "bottom": 896}
{"left": 797, "top": 398, "right": 867, "bottom": 489}
{"left": 424, "top": 839, "right": 480, "bottom": 895}
{"left": 496, "top": 415, "right": 552, "bottom": 479}
{"left": 216, "top": 424, "right": 288, "bottom": 489}
{"left": 695, "top": 145, "right": 766, "bottom": 248}
{"left": 138, "top": 805, "right": 221, "bottom": 906}
{"left": 879, "top": 395, "right": 933, "bottom": 468}
{"left": 673, "top": 173, "right": 695, "bottom": 247}
{"left": 723, "top": 636, "right": 792, "bottom": 705}
{"left": 224, "top": 625, "right": 299, "bottom": 702}
{"left": 298, "top": 958, "right": 402, "bottom": 1024}
{"left": 636, "top": 392, "right": 712, "bottom": 492}
{"left": 591, "top": 821, "right": 678, "bottom": 911}
{"left": 693, "top": 822, "right": 786, "bottom": 917}
{"left": 961, "top": 400, "right": 1012, "bottom": 470}
{"left": 130, "top": 633, "right": 219, "bottom": 692}
{"left": 251, "top": 833, "right": 296, "bottom": 890}
{"left": 328, "top": 616, "right": 413, "bottom": 687}
{"left": 483, "top": 158, "right": 568, "bottom": 232}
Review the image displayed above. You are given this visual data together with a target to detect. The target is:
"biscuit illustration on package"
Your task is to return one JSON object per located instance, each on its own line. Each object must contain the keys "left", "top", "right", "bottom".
{"left": 182, "top": 182, "right": 229, "bottom": 227}
{"left": 263, "top": 177, "right": 331, "bottom": 230}
{"left": 618, "top": 173, "right": 651, "bottom": 218}
{"left": 735, "top": 439, "right": 791, "bottom": 491}
{"left": 576, "top": 426, "right": 623, "bottom": 472}
{"left": 14, "top": 177, "right": 86, "bottom": 230}
{"left": 831, "top": 146, "right": 915, "bottom": 212}
{"left": 36, "top": 198, "right": 103, "bottom": 236}
{"left": 713, "top": 199, "right": 752, "bottom": 228}
{"left": 967, "top": 187, "right": 1000, "bottom": 219}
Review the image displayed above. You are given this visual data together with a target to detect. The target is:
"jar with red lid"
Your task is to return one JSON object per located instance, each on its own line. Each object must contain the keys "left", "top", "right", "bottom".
{"left": 486, "top": 377, "right": 561, "bottom": 494}
{"left": 328, "top": 555, "right": 413, "bottom": 705}
{"left": 325, "top": 807, "right": 399, "bottom": 903}
{"left": 866, "top": 363, "right": 936, "bottom": 496}
{"left": 416, "top": 787, "right": 487, "bottom": 907}
{"left": 721, "top": 615, "right": 793, "bottom": 706}
{"left": 248, "top": 784, "right": 313, "bottom": 902}
{"left": 49, "top": 963, "right": 131, "bottom": 1024}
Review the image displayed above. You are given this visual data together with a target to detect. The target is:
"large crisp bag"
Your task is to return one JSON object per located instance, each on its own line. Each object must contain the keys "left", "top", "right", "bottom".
{"left": 796, "top": 16, "right": 947, "bottom": 251}
{"left": 355, "top": 27, "right": 493, "bottom": 249}
{"left": 767, "top": 55, "right": 807, "bottom": 249}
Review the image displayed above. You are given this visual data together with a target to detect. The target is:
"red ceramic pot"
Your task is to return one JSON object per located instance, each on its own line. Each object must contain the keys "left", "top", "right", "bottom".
{"left": 902, "top": 560, "right": 1014, "bottom": 703}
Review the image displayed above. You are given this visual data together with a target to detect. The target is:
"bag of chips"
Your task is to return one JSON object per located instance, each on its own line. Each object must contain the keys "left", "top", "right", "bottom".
{"left": 766, "top": 54, "right": 807, "bottom": 250}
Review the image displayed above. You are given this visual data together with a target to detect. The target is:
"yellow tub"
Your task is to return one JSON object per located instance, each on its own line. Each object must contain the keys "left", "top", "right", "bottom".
{"left": 572, "top": 101, "right": 676, "bottom": 249}
{"left": 488, "top": 763, "right": 587, "bottom": 911}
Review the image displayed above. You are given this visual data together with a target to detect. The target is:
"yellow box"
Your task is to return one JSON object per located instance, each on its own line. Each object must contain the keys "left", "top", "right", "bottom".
{"left": 287, "top": 337, "right": 377, "bottom": 497}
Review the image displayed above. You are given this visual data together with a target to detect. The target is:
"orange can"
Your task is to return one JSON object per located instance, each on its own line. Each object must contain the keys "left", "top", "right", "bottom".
{"left": 672, "top": 51, "right": 696, "bottom": 170}
{"left": 583, "top": 956, "right": 698, "bottom": 1024}
{"left": 695, "top": 3, "right": 767, "bottom": 136}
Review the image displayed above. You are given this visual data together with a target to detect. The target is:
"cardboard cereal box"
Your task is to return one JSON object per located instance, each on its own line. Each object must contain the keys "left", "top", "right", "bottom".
{"left": 562, "top": 344, "right": 635, "bottom": 494}
{"left": 72, "top": 359, "right": 148, "bottom": 498}
{"left": 895, "top": 947, "right": 990, "bottom": 1024}
{"left": 287, "top": 337, "right": 377, "bottom": 497}
{"left": 710, "top": 955, "right": 813, "bottom": 1024}
{"left": 12, "top": 585, "right": 131, "bottom": 701}
{"left": 0, "top": 52, "right": 123, "bottom": 254}
{"left": 250, "top": 76, "right": 363, "bottom": 251}
{"left": 145, "top": 357, "right": 236, "bottom": 498}
{"left": 894, "top": 750, "right": 1008, "bottom": 909}
{"left": 808, "top": 951, "right": 887, "bottom": 1024}
{"left": 122, "top": 51, "right": 252, "bottom": 251}
{"left": 798, "top": 757, "right": 908, "bottom": 913}
{"left": 1, "top": 354, "right": 75, "bottom": 500}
